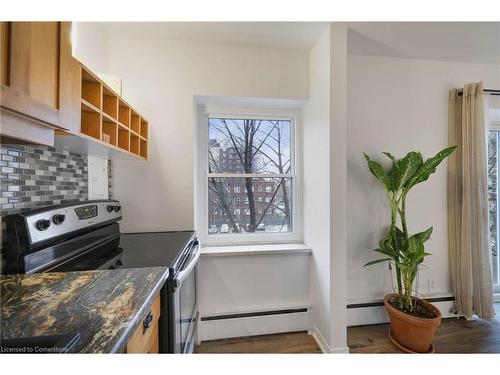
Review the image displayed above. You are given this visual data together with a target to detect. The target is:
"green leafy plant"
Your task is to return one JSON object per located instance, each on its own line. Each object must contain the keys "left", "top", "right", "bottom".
{"left": 363, "top": 146, "right": 457, "bottom": 312}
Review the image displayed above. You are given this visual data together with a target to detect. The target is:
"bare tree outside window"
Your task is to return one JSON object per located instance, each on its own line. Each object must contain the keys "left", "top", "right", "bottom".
{"left": 207, "top": 118, "right": 293, "bottom": 235}
{"left": 488, "top": 131, "right": 499, "bottom": 285}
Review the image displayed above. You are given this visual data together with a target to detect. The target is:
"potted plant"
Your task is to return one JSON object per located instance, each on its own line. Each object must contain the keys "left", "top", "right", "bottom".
{"left": 363, "top": 146, "right": 456, "bottom": 353}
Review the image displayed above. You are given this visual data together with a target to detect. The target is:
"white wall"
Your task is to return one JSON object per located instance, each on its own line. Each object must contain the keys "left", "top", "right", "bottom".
{"left": 198, "top": 251, "right": 311, "bottom": 340}
{"left": 329, "top": 24, "right": 348, "bottom": 353}
{"left": 73, "top": 22, "right": 108, "bottom": 74}
{"left": 302, "top": 25, "right": 349, "bottom": 353}
{"left": 106, "top": 34, "right": 309, "bottom": 232}
{"left": 347, "top": 54, "right": 500, "bottom": 324}
{"left": 74, "top": 23, "right": 500, "bottom": 344}
{"left": 491, "top": 96, "right": 500, "bottom": 109}
{"left": 303, "top": 26, "right": 332, "bottom": 348}
{"left": 101, "top": 31, "right": 312, "bottom": 341}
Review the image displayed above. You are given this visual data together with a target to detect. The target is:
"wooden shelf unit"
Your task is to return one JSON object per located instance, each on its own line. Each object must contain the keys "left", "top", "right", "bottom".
{"left": 102, "top": 117, "right": 117, "bottom": 146}
{"left": 131, "top": 111, "right": 140, "bottom": 134}
{"left": 140, "top": 119, "right": 148, "bottom": 139}
{"left": 118, "top": 125, "right": 130, "bottom": 151}
{"left": 102, "top": 86, "right": 118, "bottom": 120}
{"left": 78, "top": 65, "right": 148, "bottom": 159}
{"left": 82, "top": 69, "right": 102, "bottom": 109}
{"left": 80, "top": 102, "right": 101, "bottom": 141}
{"left": 119, "top": 100, "right": 131, "bottom": 128}
{"left": 130, "top": 134, "right": 140, "bottom": 155}
{"left": 140, "top": 139, "right": 148, "bottom": 159}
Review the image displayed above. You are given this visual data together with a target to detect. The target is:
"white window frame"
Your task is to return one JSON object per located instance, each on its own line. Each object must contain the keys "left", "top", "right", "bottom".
{"left": 488, "top": 104, "right": 500, "bottom": 293}
{"left": 195, "top": 106, "right": 302, "bottom": 246}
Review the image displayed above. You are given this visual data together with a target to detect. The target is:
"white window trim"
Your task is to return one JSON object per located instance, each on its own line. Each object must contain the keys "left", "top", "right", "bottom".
{"left": 194, "top": 105, "right": 302, "bottom": 246}
{"left": 490, "top": 122, "right": 500, "bottom": 131}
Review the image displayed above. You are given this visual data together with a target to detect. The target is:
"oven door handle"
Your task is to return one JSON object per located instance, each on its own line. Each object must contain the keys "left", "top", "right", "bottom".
{"left": 175, "top": 241, "right": 200, "bottom": 286}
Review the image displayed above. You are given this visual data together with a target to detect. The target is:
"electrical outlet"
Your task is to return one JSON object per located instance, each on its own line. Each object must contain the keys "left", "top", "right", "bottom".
{"left": 88, "top": 155, "right": 109, "bottom": 200}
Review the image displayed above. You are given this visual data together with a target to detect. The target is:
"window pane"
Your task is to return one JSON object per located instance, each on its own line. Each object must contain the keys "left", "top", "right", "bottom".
{"left": 208, "top": 118, "right": 291, "bottom": 174}
{"left": 208, "top": 177, "right": 292, "bottom": 234}
{"left": 488, "top": 131, "right": 499, "bottom": 285}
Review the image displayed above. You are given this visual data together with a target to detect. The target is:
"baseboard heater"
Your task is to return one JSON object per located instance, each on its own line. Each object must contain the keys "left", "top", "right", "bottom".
{"left": 347, "top": 296, "right": 455, "bottom": 309}
{"left": 201, "top": 307, "right": 308, "bottom": 321}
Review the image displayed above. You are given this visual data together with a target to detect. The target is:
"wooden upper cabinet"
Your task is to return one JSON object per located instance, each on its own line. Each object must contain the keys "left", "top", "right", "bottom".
{"left": 1, "top": 22, "right": 10, "bottom": 86}
{"left": 0, "top": 22, "right": 80, "bottom": 133}
{"left": 1, "top": 22, "right": 148, "bottom": 157}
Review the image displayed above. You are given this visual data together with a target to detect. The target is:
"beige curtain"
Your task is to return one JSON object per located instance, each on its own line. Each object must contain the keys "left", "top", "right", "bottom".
{"left": 448, "top": 82, "right": 495, "bottom": 320}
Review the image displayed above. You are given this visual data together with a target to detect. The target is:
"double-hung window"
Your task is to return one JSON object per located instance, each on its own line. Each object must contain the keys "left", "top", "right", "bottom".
{"left": 487, "top": 98, "right": 500, "bottom": 292}
{"left": 197, "top": 108, "right": 300, "bottom": 245}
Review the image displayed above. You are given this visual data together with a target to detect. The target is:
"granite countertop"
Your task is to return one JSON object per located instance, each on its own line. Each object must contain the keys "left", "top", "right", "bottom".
{"left": 0, "top": 267, "right": 169, "bottom": 353}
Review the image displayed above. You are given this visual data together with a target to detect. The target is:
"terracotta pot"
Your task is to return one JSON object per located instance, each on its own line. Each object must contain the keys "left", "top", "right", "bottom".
{"left": 384, "top": 294, "right": 442, "bottom": 353}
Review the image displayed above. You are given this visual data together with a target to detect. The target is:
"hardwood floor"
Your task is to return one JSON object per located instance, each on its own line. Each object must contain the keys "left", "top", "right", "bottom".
{"left": 195, "top": 331, "right": 322, "bottom": 354}
{"left": 348, "top": 303, "right": 500, "bottom": 353}
{"left": 196, "top": 305, "right": 500, "bottom": 354}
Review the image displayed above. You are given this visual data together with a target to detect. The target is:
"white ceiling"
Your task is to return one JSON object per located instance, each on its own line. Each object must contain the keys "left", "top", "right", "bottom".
{"left": 101, "top": 22, "right": 329, "bottom": 51}
{"left": 99, "top": 22, "right": 500, "bottom": 64}
{"left": 348, "top": 22, "right": 500, "bottom": 65}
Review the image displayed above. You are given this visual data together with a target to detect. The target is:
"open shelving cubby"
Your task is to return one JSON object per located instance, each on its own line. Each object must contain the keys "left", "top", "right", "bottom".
{"left": 140, "top": 139, "right": 148, "bottom": 159}
{"left": 139, "top": 118, "right": 148, "bottom": 159}
{"left": 131, "top": 111, "right": 140, "bottom": 134}
{"left": 102, "top": 116, "right": 117, "bottom": 147}
{"left": 80, "top": 102, "right": 101, "bottom": 141}
{"left": 75, "top": 63, "right": 149, "bottom": 160}
{"left": 130, "top": 134, "right": 140, "bottom": 155}
{"left": 140, "top": 119, "right": 148, "bottom": 139}
{"left": 119, "top": 100, "right": 131, "bottom": 128}
{"left": 102, "top": 86, "right": 118, "bottom": 120}
{"left": 81, "top": 68, "right": 102, "bottom": 109}
{"left": 118, "top": 124, "right": 130, "bottom": 151}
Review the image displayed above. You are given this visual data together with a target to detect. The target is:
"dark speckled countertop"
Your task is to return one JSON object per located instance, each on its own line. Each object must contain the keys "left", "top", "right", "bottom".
{"left": 0, "top": 267, "right": 169, "bottom": 353}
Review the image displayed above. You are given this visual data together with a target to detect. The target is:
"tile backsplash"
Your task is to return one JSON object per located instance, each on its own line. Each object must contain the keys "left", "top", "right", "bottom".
{"left": 0, "top": 144, "right": 112, "bottom": 240}
{"left": 1, "top": 145, "right": 88, "bottom": 212}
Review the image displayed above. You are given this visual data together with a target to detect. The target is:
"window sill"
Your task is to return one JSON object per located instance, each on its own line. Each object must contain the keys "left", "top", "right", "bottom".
{"left": 200, "top": 243, "right": 311, "bottom": 257}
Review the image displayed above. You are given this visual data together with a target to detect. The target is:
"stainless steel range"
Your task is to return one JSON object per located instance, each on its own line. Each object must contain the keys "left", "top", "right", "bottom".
{"left": 2, "top": 199, "right": 199, "bottom": 354}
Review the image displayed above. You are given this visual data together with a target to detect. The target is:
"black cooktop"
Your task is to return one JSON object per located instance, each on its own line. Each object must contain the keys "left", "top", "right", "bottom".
{"left": 118, "top": 231, "right": 196, "bottom": 271}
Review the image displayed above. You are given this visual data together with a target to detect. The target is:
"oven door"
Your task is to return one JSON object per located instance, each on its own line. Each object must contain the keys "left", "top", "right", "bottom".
{"left": 170, "top": 240, "right": 200, "bottom": 353}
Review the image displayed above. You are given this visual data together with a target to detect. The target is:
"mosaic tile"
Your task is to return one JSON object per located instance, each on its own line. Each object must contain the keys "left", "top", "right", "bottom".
{"left": 0, "top": 144, "right": 112, "bottom": 249}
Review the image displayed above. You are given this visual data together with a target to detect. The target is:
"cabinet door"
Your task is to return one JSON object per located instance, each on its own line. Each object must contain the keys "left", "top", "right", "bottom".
{"left": 0, "top": 22, "right": 80, "bottom": 133}
{"left": 1, "top": 22, "right": 9, "bottom": 87}
{"left": 125, "top": 293, "right": 161, "bottom": 353}
{"left": 58, "top": 22, "right": 81, "bottom": 133}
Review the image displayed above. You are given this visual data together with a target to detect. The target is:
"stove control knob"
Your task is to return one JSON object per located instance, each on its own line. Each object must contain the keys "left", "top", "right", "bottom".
{"left": 36, "top": 219, "right": 51, "bottom": 231}
{"left": 52, "top": 214, "right": 66, "bottom": 225}
{"left": 114, "top": 205, "right": 121, "bottom": 212}
{"left": 107, "top": 205, "right": 115, "bottom": 213}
